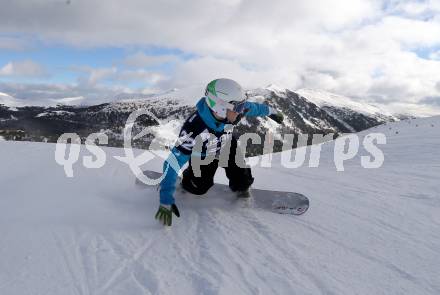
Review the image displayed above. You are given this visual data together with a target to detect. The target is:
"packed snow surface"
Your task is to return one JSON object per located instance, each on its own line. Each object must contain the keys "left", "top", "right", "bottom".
{"left": 0, "top": 116, "right": 439, "bottom": 294}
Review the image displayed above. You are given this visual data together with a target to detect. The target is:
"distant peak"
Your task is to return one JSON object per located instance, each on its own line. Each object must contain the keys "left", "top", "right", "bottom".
{"left": 296, "top": 88, "right": 392, "bottom": 117}
{"left": 51, "top": 96, "right": 85, "bottom": 104}
{"left": 265, "top": 84, "right": 286, "bottom": 92}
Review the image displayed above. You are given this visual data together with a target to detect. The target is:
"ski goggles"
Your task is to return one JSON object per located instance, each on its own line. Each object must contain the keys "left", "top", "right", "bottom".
{"left": 229, "top": 100, "right": 247, "bottom": 114}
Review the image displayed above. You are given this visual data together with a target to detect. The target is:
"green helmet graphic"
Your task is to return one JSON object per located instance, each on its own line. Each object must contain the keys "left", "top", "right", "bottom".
{"left": 205, "top": 78, "right": 245, "bottom": 118}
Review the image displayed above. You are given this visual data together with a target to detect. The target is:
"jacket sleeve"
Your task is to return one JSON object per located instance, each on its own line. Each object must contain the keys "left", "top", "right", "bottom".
{"left": 159, "top": 147, "right": 190, "bottom": 205}
{"left": 243, "top": 102, "right": 270, "bottom": 117}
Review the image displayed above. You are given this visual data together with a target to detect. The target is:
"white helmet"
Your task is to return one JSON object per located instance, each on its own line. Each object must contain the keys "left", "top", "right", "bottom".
{"left": 205, "top": 78, "right": 246, "bottom": 118}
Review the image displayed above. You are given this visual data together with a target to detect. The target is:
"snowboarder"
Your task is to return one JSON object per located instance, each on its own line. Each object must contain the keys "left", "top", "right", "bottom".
{"left": 155, "top": 78, "right": 284, "bottom": 226}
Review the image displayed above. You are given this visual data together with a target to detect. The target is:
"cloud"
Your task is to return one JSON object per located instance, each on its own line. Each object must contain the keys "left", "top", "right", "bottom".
{"left": 367, "top": 16, "right": 440, "bottom": 48}
{"left": 1, "top": 64, "right": 169, "bottom": 104}
{"left": 0, "top": 36, "right": 29, "bottom": 50}
{"left": 430, "top": 50, "right": 440, "bottom": 60}
{"left": 0, "top": 60, "right": 46, "bottom": 77}
{"left": 116, "top": 70, "right": 166, "bottom": 84}
{"left": 71, "top": 66, "right": 117, "bottom": 86}
{"left": 386, "top": 0, "right": 440, "bottom": 17}
{"left": 0, "top": 0, "right": 382, "bottom": 49}
{"left": 0, "top": 81, "right": 127, "bottom": 105}
{"left": 123, "top": 52, "right": 181, "bottom": 68}
{"left": 86, "top": 67, "right": 117, "bottom": 85}
{"left": 1, "top": 0, "right": 440, "bottom": 106}
{"left": 156, "top": 56, "right": 303, "bottom": 92}
{"left": 73, "top": 65, "right": 166, "bottom": 88}
{"left": 420, "top": 96, "right": 440, "bottom": 106}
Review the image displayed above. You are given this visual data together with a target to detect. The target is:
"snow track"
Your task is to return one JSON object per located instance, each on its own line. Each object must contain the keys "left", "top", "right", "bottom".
{"left": 0, "top": 117, "right": 439, "bottom": 294}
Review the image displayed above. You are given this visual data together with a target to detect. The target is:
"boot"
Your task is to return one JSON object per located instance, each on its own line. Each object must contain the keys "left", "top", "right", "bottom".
{"left": 236, "top": 188, "right": 251, "bottom": 198}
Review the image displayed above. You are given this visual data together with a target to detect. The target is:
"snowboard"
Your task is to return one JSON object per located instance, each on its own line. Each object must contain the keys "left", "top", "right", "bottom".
{"left": 136, "top": 170, "right": 309, "bottom": 215}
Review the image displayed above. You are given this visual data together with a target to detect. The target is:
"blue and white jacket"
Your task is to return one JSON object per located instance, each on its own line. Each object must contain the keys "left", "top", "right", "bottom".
{"left": 159, "top": 97, "right": 270, "bottom": 205}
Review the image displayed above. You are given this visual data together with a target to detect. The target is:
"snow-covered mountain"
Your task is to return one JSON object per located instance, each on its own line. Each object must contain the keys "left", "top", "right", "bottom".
{"left": 0, "top": 86, "right": 400, "bottom": 153}
{"left": 296, "top": 88, "right": 393, "bottom": 117}
{"left": 296, "top": 88, "right": 440, "bottom": 118}
{"left": 0, "top": 91, "right": 22, "bottom": 110}
{"left": 3, "top": 84, "right": 440, "bottom": 156}
{"left": 0, "top": 91, "right": 85, "bottom": 108}
{"left": 0, "top": 116, "right": 439, "bottom": 294}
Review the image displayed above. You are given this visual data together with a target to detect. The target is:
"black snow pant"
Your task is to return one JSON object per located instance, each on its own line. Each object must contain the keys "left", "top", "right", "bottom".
{"left": 181, "top": 136, "right": 254, "bottom": 195}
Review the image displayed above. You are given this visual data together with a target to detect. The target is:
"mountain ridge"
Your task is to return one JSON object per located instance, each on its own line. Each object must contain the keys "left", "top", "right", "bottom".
{"left": 0, "top": 86, "right": 401, "bottom": 155}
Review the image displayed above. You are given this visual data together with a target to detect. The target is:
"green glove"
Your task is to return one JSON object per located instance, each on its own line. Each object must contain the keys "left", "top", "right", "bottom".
{"left": 155, "top": 204, "right": 180, "bottom": 226}
{"left": 268, "top": 109, "right": 284, "bottom": 124}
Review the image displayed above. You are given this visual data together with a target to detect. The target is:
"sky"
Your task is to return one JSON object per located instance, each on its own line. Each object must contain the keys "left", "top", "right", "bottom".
{"left": 0, "top": 0, "right": 440, "bottom": 108}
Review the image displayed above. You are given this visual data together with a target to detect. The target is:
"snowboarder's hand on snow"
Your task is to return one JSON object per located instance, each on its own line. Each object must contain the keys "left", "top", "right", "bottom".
{"left": 155, "top": 204, "right": 180, "bottom": 226}
{"left": 268, "top": 108, "right": 284, "bottom": 124}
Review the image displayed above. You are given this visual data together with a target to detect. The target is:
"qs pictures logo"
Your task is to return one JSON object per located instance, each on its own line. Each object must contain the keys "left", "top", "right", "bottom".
{"left": 54, "top": 109, "right": 178, "bottom": 185}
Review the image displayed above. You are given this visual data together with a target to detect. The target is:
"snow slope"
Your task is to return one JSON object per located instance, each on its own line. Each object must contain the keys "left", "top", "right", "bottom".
{"left": 0, "top": 117, "right": 439, "bottom": 294}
